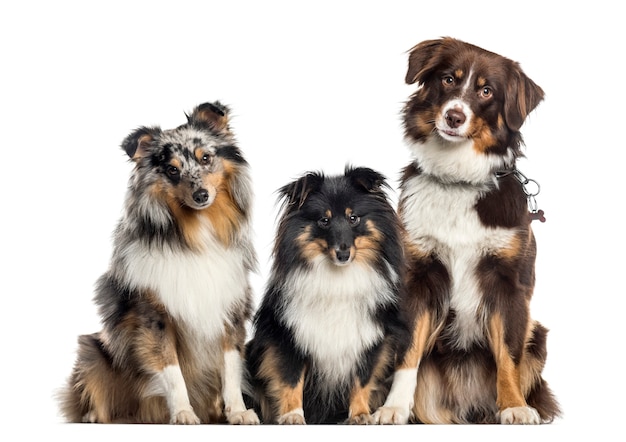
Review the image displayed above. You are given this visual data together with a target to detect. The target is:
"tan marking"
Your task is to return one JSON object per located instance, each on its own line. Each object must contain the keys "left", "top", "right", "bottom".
{"left": 349, "top": 379, "right": 372, "bottom": 419}
{"left": 496, "top": 233, "right": 522, "bottom": 260}
{"left": 258, "top": 346, "right": 305, "bottom": 421}
{"left": 296, "top": 226, "right": 327, "bottom": 260}
{"left": 398, "top": 310, "right": 435, "bottom": 370}
{"left": 194, "top": 148, "right": 208, "bottom": 164}
{"left": 470, "top": 117, "right": 497, "bottom": 153}
{"left": 133, "top": 134, "right": 153, "bottom": 161}
{"left": 488, "top": 314, "right": 527, "bottom": 411}
{"left": 455, "top": 69, "right": 464, "bottom": 79}
{"left": 202, "top": 160, "right": 243, "bottom": 246}
{"left": 477, "top": 76, "right": 487, "bottom": 87}
{"left": 353, "top": 220, "right": 382, "bottom": 264}
{"left": 348, "top": 342, "right": 393, "bottom": 422}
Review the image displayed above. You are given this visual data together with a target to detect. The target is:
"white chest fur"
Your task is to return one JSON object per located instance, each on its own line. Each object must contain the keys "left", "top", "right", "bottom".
{"left": 401, "top": 174, "right": 516, "bottom": 348}
{"left": 282, "top": 257, "right": 396, "bottom": 386}
{"left": 119, "top": 237, "right": 248, "bottom": 340}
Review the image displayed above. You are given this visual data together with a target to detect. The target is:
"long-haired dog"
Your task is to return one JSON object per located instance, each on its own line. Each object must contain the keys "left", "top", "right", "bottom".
{"left": 58, "top": 102, "right": 260, "bottom": 424}
{"left": 245, "top": 166, "right": 410, "bottom": 424}
{"left": 373, "top": 37, "right": 561, "bottom": 424}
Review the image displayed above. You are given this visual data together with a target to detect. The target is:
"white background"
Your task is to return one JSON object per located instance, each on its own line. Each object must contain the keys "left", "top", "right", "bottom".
{"left": 1, "top": 1, "right": 623, "bottom": 440}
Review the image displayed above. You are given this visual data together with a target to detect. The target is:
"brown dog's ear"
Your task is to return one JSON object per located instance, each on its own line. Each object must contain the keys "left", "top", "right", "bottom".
{"left": 278, "top": 172, "right": 325, "bottom": 210}
{"left": 405, "top": 37, "right": 452, "bottom": 85}
{"left": 187, "top": 101, "right": 231, "bottom": 135}
{"left": 120, "top": 126, "right": 162, "bottom": 161}
{"left": 504, "top": 65, "right": 545, "bottom": 131}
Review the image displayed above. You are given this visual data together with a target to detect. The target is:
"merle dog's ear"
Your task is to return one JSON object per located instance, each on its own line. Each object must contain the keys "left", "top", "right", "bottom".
{"left": 278, "top": 172, "right": 325, "bottom": 210}
{"left": 345, "top": 165, "right": 388, "bottom": 193}
{"left": 187, "top": 101, "right": 231, "bottom": 135}
{"left": 405, "top": 37, "right": 450, "bottom": 85}
{"left": 120, "top": 126, "right": 162, "bottom": 161}
{"left": 504, "top": 65, "right": 545, "bottom": 131}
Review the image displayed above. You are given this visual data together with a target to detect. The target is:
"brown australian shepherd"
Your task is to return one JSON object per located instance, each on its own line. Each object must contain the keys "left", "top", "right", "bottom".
{"left": 57, "top": 102, "right": 259, "bottom": 424}
{"left": 373, "top": 37, "right": 561, "bottom": 424}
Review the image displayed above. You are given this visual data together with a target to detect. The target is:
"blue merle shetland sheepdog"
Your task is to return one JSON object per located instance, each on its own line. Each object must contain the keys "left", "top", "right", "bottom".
{"left": 58, "top": 102, "right": 259, "bottom": 425}
{"left": 245, "top": 166, "right": 410, "bottom": 424}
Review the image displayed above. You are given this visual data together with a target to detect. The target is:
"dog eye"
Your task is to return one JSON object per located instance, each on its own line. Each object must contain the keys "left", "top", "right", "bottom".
{"left": 442, "top": 75, "right": 455, "bottom": 86}
{"left": 347, "top": 215, "right": 360, "bottom": 226}
{"left": 200, "top": 153, "right": 211, "bottom": 165}
{"left": 166, "top": 165, "right": 179, "bottom": 178}
{"left": 480, "top": 87, "right": 492, "bottom": 98}
{"left": 317, "top": 217, "right": 331, "bottom": 229}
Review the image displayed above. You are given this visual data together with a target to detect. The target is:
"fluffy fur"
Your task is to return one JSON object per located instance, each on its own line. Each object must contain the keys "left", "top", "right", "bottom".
{"left": 245, "top": 166, "right": 410, "bottom": 424}
{"left": 58, "top": 102, "right": 259, "bottom": 424}
{"left": 372, "top": 37, "right": 561, "bottom": 424}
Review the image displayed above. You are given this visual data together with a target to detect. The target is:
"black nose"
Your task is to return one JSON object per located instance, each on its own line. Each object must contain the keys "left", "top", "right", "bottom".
{"left": 193, "top": 189, "right": 209, "bottom": 204}
{"left": 445, "top": 109, "right": 466, "bottom": 128}
{"left": 335, "top": 245, "right": 351, "bottom": 263}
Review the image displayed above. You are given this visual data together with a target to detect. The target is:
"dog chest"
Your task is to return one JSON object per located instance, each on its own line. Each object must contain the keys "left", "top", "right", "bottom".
{"left": 118, "top": 239, "right": 250, "bottom": 340}
{"left": 401, "top": 174, "right": 517, "bottom": 348}
{"left": 281, "top": 258, "right": 394, "bottom": 384}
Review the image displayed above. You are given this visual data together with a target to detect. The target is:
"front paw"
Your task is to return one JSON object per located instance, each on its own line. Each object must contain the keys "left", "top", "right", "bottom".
{"left": 372, "top": 406, "right": 410, "bottom": 424}
{"left": 170, "top": 409, "right": 201, "bottom": 424}
{"left": 346, "top": 413, "right": 374, "bottom": 424}
{"left": 227, "top": 408, "right": 260, "bottom": 425}
{"left": 499, "top": 406, "right": 540, "bottom": 424}
{"left": 277, "top": 410, "right": 306, "bottom": 425}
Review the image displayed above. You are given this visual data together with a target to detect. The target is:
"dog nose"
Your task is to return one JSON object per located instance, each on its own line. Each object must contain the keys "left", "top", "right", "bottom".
{"left": 445, "top": 109, "right": 466, "bottom": 128}
{"left": 335, "top": 245, "right": 351, "bottom": 263}
{"left": 193, "top": 189, "right": 209, "bottom": 204}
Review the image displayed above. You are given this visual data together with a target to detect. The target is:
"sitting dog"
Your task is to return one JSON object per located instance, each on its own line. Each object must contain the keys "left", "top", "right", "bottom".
{"left": 246, "top": 166, "right": 410, "bottom": 424}
{"left": 58, "top": 102, "right": 259, "bottom": 425}
{"left": 373, "top": 37, "right": 561, "bottom": 424}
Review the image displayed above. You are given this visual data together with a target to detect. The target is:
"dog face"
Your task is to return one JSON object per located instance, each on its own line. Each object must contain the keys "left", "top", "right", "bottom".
{"left": 121, "top": 102, "right": 235, "bottom": 211}
{"left": 275, "top": 166, "right": 396, "bottom": 268}
{"left": 403, "top": 37, "right": 544, "bottom": 158}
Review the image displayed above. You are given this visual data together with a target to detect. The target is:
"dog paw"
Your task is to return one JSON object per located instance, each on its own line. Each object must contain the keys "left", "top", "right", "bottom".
{"left": 346, "top": 413, "right": 374, "bottom": 425}
{"left": 81, "top": 410, "right": 99, "bottom": 423}
{"left": 277, "top": 410, "right": 306, "bottom": 425}
{"left": 227, "top": 408, "right": 260, "bottom": 425}
{"left": 499, "top": 406, "right": 540, "bottom": 424}
{"left": 170, "top": 409, "right": 201, "bottom": 424}
{"left": 372, "top": 406, "right": 410, "bottom": 425}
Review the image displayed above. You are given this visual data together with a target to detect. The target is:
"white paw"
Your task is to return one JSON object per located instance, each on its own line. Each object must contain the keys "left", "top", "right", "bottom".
{"left": 170, "top": 408, "right": 201, "bottom": 424}
{"left": 372, "top": 406, "right": 410, "bottom": 424}
{"left": 277, "top": 410, "right": 306, "bottom": 425}
{"left": 227, "top": 408, "right": 260, "bottom": 425}
{"left": 81, "top": 410, "right": 99, "bottom": 423}
{"left": 499, "top": 406, "right": 540, "bottom": 424}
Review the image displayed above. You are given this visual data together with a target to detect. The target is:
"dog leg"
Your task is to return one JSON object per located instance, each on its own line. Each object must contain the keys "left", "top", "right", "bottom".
{"left": 275, "top": 374, "right": 306, "bottom": 425}
{"left": 140, "top": 312, "right": 200, "bottom": 424}
{"left": 347, "top": 379, "right": 375, "bottom": 424}
{"left": 151, "top": 365, "right": 201, "bottom": 424}
{"left": 373, "top": 311, "right": 433, "bottom": 424}
{"left": 222, "top": 348, "right": 260, "bottom": 424}
{"left": 488, "top": 314, "right": 540, "bottom": 424}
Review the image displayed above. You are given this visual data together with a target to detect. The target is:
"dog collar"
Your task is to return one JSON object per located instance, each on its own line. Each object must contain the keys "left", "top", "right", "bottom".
{"left": 495, "top": 168, "right": 546, "bottom": 223}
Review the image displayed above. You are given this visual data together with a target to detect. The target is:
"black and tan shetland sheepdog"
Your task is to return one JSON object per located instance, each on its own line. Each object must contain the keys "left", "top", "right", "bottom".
{"left": 372, "top": 37, "right": 561, "bottom": 425}
{"left": 245, "top": 166, "right": 410, "bottom": 424}
{"left": 58, "top": 102, "right": 260, "bottom": 425}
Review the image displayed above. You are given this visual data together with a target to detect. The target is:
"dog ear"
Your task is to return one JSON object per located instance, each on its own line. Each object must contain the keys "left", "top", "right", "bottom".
{"left": 345, "top": 165, "right": 388, "bottom": 193}
{"left": 187, "top": 101, "right": 231, "bottom": 135}
{"left": 405, "top": 37, "right": 450, "bottom": 85}
{"left": 504, "top": 66, "right": 545, "bottom": 131}
{"left": 278, "top": 172, "right": 325, "bottom": 210}
{"left": 120, "top": 126, "right": 162, "bottom": 161}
